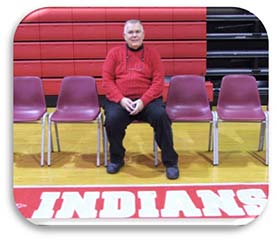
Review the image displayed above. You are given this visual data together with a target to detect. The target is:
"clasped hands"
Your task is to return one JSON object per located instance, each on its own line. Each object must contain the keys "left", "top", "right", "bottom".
{"left": 120, "top": 97, "right": 144, "bottom": 115}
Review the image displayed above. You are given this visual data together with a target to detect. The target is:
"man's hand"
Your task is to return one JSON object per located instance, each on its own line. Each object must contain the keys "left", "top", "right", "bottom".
{"left": 120, "top": 97, "right": 135, "bottom": 112}
{"left": 120, "top": 97, "right": 144, "bottom": 115}
{"left": 129, "top": 99, "right": 144, "bottom": 115}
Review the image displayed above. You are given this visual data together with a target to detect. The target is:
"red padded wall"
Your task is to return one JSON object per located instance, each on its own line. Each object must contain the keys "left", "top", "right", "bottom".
{"left": 14, "top": 7, "right": 212, "bottom": 101}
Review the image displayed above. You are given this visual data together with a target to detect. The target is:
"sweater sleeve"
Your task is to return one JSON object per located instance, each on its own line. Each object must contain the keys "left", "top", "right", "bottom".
{"left": 102, "top": 49, "right": 124, "bottom": 103}
{"left": 140, "top": 48, "right": 164, "bottom": 106}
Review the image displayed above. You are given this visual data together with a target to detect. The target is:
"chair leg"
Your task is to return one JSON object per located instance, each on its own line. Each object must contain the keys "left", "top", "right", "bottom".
{"left": 153, "top": 139, "right": 158, "bottom": 167}
{"left": 212, "top": 111, "right": 219, "bottom": 166}
{"left": 258, "top": 121, "right": 265, "bottom": 151}
{"left": 50, "top": 127, "right": 54, "bottom": 152}
{"left": 47, "top": 113, "right": 53, "bottom": 166}
{"left": 208, "top": 121, "right": 213, "bottom": 151}
{"left": 265, "top": 111, "right": 269, "bottom": 165}
{"left": 40, "top": 113, "right": 48, "bottom": 167}
{"left": 103, "top": 126, "right": 108, "bottom": 167}
{"left": 96, "top": 114, "right": 101, "bottom": 167}
{"left": 102, "top": 126, "right": 107, "bottom": 166}
{"left": 54, "top": 122, "right": 61, "bottom": 152}
{"left": 100, "top": 113, "right": 105, "bottom": 166}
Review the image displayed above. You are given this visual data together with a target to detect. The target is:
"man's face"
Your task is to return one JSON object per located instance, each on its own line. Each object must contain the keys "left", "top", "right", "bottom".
{"left": 124, "top": 22, "right": 144, "bottom": 49}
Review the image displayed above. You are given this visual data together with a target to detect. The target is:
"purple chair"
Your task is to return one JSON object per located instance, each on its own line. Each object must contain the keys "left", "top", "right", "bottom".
{"left": 217, "top": 74, "right": 269, "bottom": 165}
{"left": 47, "top": 76, "right": 103, "bottom": 166}
{"left": 165, "top": 75, "right": 218, "bottom": 165}
{"left": 13, "top": 76, "right": 48, "bottom": 166}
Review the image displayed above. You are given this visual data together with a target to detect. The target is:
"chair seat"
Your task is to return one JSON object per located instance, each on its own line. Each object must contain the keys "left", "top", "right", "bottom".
{"left": 51, "top": 108, "right": 100, "bottom": 122}
{"left": 218, "top": 107, "right": 265, "bottom": 121}
{"left": 14, "top": 108, "right": 46, "bottom": 122}
{"left": 168, "top": 106, "right": 213, "bottom": 121}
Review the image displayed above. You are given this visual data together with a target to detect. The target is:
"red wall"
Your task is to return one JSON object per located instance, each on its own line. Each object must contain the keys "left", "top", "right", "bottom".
{"left": 13, "top": 7, "right": 213, "bottom": 101}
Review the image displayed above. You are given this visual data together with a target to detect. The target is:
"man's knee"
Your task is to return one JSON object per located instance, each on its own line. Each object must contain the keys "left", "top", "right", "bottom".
{"left": 105, "top": 108, "right": 128, "bottom": 130}
{"left": 149, "top": 107, "right": 170, "bottom": 125}
{"left": 105, "top": 112, "right": 121, "bottom": 128}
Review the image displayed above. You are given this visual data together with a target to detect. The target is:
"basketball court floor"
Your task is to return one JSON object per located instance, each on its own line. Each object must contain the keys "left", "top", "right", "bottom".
{"left": 13, "top": 107, "right": 268, "bottom": 224}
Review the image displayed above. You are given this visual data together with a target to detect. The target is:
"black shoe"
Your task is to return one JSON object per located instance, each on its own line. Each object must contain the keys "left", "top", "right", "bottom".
{"left": 106, "top": 162, "right": 124, "bottom": 174}
{"left": 166, "top": 164, "right": 179, "bottom": 179}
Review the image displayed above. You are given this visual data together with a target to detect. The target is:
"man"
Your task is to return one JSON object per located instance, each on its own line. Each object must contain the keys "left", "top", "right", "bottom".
{"left": 102, "top": 19, "right": 179, "bottom": 179}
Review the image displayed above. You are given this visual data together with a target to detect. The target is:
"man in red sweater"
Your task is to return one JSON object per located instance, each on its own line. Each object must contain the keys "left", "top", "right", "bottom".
{"left": 102, "top": 19, "right": 179, "bottom": 179}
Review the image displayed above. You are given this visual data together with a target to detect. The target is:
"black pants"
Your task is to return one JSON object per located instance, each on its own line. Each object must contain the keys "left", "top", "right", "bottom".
{"left": 103, "top": 97, "right": 178, "bottom": 167}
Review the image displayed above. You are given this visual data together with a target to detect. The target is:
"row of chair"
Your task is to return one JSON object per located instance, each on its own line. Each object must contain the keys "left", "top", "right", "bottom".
{"left": 166, "top": 75, "right": 268, "bottom": 166}
{"left": 14, "top": 76, "right": 103, "bottom": 167}
{"left": 13, "top": 74, "right": 269, "bottom": 167}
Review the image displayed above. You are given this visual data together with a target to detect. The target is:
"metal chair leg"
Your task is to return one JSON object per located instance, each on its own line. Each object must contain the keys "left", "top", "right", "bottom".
{"left": 103, "top": 126, "right": 108, "bottom": 167}
{"left": 258, "top": 121, "right": 265, "bottom": 151}
{"left": 265, "top": 111, "right": 269, "bottom": 165}
{"left": 47, "top": 113, "right": 54, "bottom": 166}
{"left": 212, "top": 111, "right": 219, "bottom": 166}
{"left": 40, "top": 113, "right": 48, "bottom": 167}
{"left": 100, "top": 112, "right": 105, "bottom": 166}
{"left": 153, "top": 139, "right": 158, "bottom": 167}
{"left": 54, "top": 122, "right": 61, "bottom": 152}
{"left": 208, "top": 121, "right": 213, "bottom": 152}
{"left": 96, "top": 114, "right": 101, "bottom": 167}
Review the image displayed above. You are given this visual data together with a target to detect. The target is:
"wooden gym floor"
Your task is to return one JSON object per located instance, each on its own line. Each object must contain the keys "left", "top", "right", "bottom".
{"left": 13, "top": 108, "right": 268, "bottom": 186}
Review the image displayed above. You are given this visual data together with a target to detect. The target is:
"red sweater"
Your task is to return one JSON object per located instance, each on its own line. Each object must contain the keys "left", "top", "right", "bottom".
{"left": 102, "top": 45, "right": 164, "bottom": 106}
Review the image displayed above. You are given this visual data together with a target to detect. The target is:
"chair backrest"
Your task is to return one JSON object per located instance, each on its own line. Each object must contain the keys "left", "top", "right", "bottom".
{"left": 13, "top": 76, "right": 47, "bottom": 121}
{"left": 166, "top": 75, "right": 212, "bottom": 121}
{"left": 56, "top": 76, "right": 100, "bottom": 112}
{"left": 14, "top": 76, "right": 46, "bottom": 108}
{"left": 217, "top": 74, "right": 262, "bottom": 109}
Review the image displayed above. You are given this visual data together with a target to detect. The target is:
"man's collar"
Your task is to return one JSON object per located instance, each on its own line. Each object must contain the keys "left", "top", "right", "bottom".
{"left": 126, "top": 44, "right": 144, "bottom": 52}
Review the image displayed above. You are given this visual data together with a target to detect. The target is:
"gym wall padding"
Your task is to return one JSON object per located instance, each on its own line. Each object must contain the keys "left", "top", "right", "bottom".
{"left": 13, "top": 7, "right": 213, "bottom": 102}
